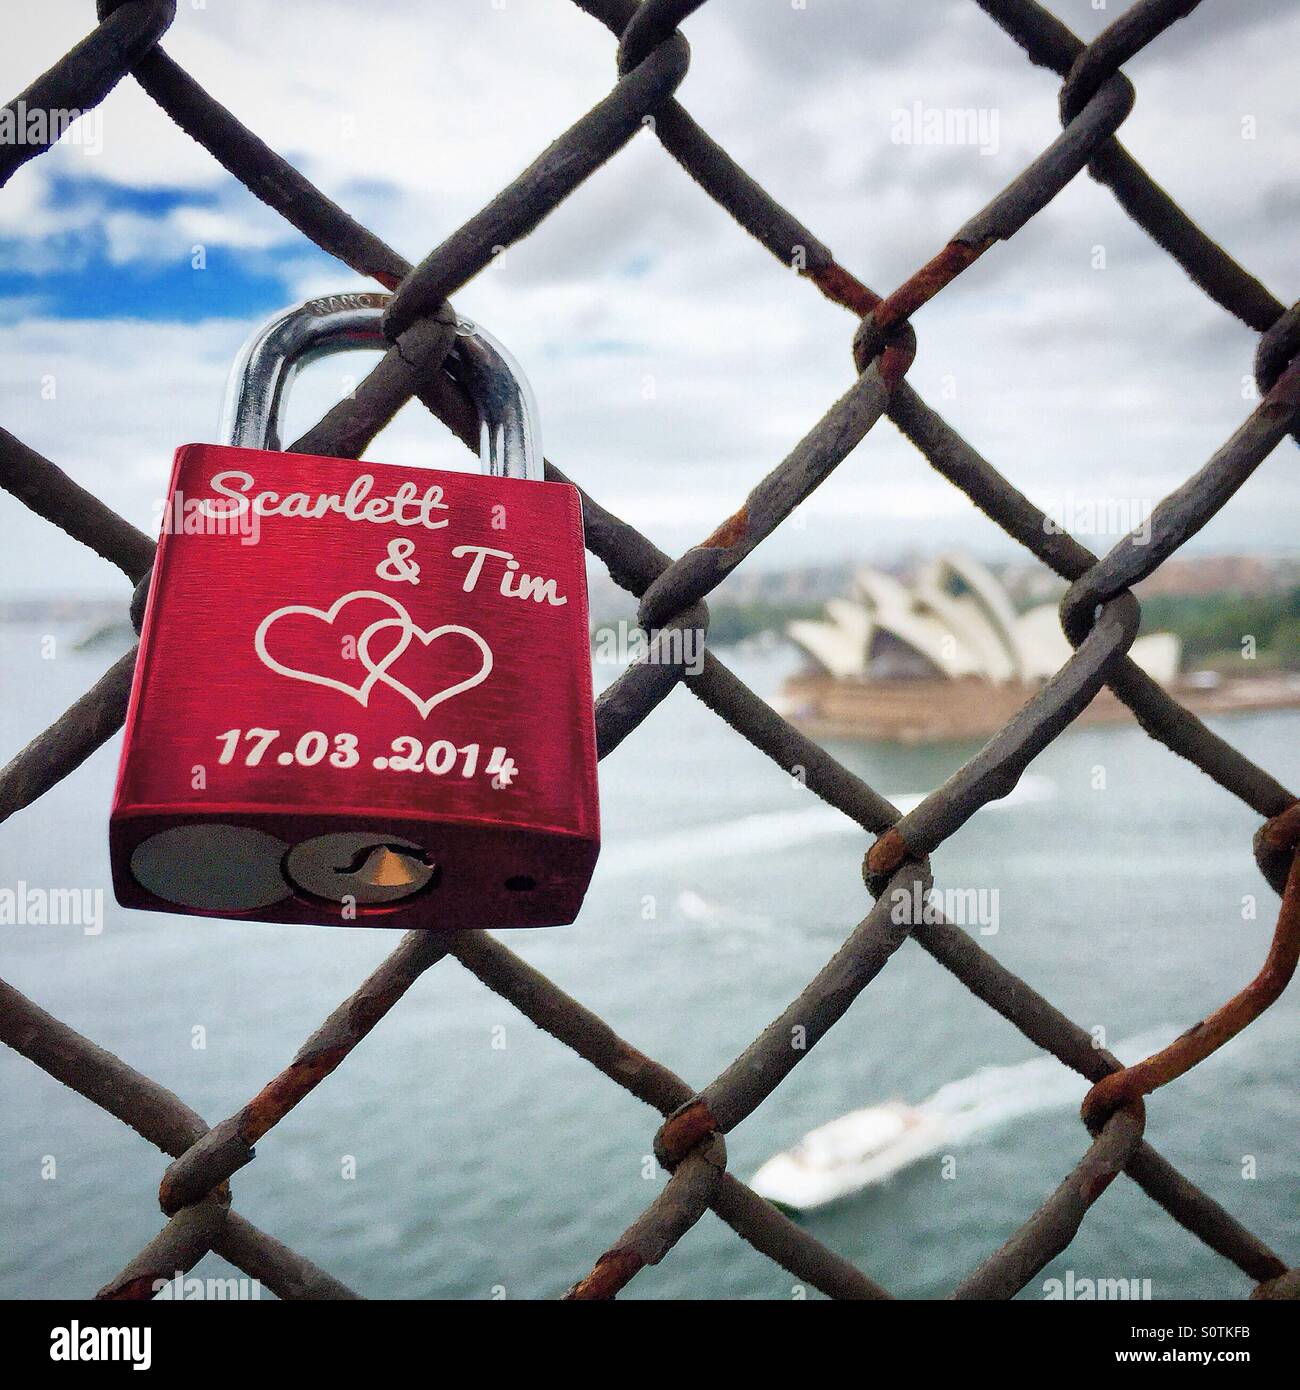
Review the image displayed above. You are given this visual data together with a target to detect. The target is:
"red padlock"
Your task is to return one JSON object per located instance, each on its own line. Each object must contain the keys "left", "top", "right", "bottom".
{"left": 110, "top": 292, "right": 599, "bottom": 929}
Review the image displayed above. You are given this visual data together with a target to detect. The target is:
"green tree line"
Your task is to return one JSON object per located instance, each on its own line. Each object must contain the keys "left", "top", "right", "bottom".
{"left": 1139, "top": 587, "right": 1300, "bottom": 668}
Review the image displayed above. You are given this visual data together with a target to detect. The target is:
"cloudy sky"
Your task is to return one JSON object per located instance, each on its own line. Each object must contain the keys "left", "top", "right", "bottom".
{"left": 2, "top": 0, "right": 1297, "bottom": 596}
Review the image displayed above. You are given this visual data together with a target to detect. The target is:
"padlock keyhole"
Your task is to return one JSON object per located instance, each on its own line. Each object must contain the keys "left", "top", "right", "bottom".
{"left": 283, "top": 832, "right": 440, "bottom": 908}
{"left": 336, "top": 845, "right": 441, "bottom": 897}
{"left": 334, "top": 843, "right": 435, "bottom": 879}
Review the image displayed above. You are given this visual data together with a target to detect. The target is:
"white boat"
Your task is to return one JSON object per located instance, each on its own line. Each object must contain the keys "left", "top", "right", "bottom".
{"left": 749, "top": 1101, "right": 946, "bottom": 1211}
{"left": 751, "top": 1030, "right": 1186, "bottom": 1213}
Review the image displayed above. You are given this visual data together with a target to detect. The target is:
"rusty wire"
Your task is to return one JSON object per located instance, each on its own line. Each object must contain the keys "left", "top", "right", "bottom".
{"left": 1, "top": 0, "right": 1297, "bottom": 1301}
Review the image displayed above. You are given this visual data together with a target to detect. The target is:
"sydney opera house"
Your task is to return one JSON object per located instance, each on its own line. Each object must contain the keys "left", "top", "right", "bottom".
{"left": 780, "top": 554, "right": 1182, "bottom": 742}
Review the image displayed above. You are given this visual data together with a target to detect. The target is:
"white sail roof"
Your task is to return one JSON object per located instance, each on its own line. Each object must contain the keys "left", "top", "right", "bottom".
{"left": 786, "top": 552, "right": 1182, "bottom": 686}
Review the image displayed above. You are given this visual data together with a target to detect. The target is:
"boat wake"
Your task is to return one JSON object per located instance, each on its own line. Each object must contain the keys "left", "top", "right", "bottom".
{"left": 602, "top": 775, "right": 1055, "bottom": 878}
{"left": 916, "top": 1027, "right": 1179, "bottom": 1144}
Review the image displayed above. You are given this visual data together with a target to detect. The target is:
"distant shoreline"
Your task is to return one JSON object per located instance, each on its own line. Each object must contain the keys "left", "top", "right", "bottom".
{"left": 777, "top": 671, "right": 1300, "bottom": 745}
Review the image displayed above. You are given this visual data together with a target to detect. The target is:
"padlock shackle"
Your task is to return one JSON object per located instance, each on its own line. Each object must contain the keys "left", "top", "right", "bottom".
{"left": 220, "top": 291, "right": 542, "bottom": 481}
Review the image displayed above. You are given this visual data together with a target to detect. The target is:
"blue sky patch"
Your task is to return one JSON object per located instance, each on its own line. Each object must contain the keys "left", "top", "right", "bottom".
{"left": 0, "top": 244, "right": 313, "bottom": 321}
{"left": 41, "top": 172, "right": 221, "bottom": 216}
{"left": 4, "top": 171, "right": 340, "bottom": 321}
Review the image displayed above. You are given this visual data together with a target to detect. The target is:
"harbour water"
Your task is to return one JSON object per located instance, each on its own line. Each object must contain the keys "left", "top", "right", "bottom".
{"left": 1, "top": 625, "right": 1296, "bottom": 1299}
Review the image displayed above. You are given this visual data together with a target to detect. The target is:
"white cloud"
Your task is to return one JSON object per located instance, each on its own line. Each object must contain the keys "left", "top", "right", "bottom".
{"left": 2, "top": 0, "right": 1296, "bottom": 597}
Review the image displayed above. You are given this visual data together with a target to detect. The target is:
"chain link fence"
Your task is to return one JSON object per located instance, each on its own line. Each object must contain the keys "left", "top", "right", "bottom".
{"left": 1, "top": 0, "right": 1298, "bottom": 1300}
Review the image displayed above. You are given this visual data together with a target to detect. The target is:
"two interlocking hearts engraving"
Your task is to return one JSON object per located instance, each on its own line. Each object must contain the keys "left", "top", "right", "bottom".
{"left": 254, "top": 590, "right": 493, "bottom": 719}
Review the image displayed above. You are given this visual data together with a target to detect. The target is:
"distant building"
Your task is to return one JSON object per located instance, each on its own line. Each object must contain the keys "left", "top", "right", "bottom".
{"left": 787, "top": 553, "right": 1181, "bottom": 686}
